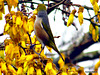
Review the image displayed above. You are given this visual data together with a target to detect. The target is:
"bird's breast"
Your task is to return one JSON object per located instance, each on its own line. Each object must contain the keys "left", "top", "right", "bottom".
{"left": 34, "top": 17, "right": 49, "bottom": 45}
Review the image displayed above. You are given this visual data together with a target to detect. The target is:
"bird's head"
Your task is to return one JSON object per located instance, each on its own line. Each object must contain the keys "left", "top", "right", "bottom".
{"left": 33, "top": 4, "right": 47, "bottom": 15}
{"left": 37, "top": 4, "right": 46, "bottom": 12}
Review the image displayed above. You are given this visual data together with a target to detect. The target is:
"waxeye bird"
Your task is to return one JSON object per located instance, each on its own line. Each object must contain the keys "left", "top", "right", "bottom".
{"left": 34, "top": 4, "right": 64, "bottom": 61}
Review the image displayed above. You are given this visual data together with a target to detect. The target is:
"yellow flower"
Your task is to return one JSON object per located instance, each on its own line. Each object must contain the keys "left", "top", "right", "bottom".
{"left": 4, "top": 23, "right": 10, "bottom": 34}
{"left": 0, "top": 0, "right": 5, "bottom": 14}
{"left": 18, "top": 55, "right": 26, "bottom": 62}
{"left": 68, "top": 67, "right": 78, "bottom": 75}
{"left": 5, "top": 43, "right": 14, "bottom": 59}
{"left": 26, "top": 54, "right": 34, "bottom": 62}
{"left": 17, "top": 67, "right": 23, "bottom": 75}
{"left": 93, "top": 2, "right": 99, "bottom": 15}
{"left": 92, "top": 26, "right": 99, "bottom": 42}
{"left": 13, "top": 45, "right": 19, "bottom": 54}
{"left": 78, "top": 6, "right": 84, "bottom": 13}
{"left": 90, "top": 0, "right": 96, "bottom": 5}
{"left": 10, "top": 11, "right": 16, "bottom": 23}
{"left": 23, "top": 62, "right": 28, "bottom": 73}
{"left": 16, "top": 16, "right": 22, "bottom": 27}
{"left": 97, "top": 13, "right": 100, "bottom": 23}
{"left": 92, "top": 29, "right": 96, "bottom": 42}
{"left": 95, "top": 59, "right": 100, "bottom": 71}
{"left": 22, "top": 15, "right": 28, "bottom": 32}
{"left": 0, "top": 50, "right": 4, "bottom": 59}
{"left": 58, "top": 53, "right": 65, "bottom": 68}
{"left": 44, "top": 59, "right": 57, "bottom": 75}
{"left": 78, "top": 12, "right": 83, "bottom": 25}
{"left": 45, "top": 62, "right": 52, "bottom": 71}
{"left": 35, "top": 41, "right": 41, "bottom": 53}
{"left": 18, "top": 54, "right": 38, "bottom": 63}
{"left": 1, "top": 62, "right": 7, "bottom": 73}
{"left": 36, "top": 69, "right": 42, "bottom": 75}
{"left": 11, "top": 26, "right": 17, "bottom": 35}
{"left": 78, "top": 7, "right": 84, "bottom": 25}
{"left": 27, "top": 66, "right": 34, "bottom": 75}
{"left": 92, "top": 73, "right": 99, "bottom": 75}
{"left": 67, "top": 9, "right": 76, "bottom": 27}
{"left": 90, "top": 0, "right": 99, "bottom": 15}
{"left": 16, "top": 11, "right": 23, "bottom": 27}
{"left": 40, "top": 49, "right": 47, "bottom": 58}
{"left": 7, "top": 64, "right": 17, "bottom": 74}
{"left": 0, "top": 68, "right": 2, "bottom": 75}
{"left": 5, "top": 13, "right": 10, "bottom": 20}
{"left": 31, "top": 36, "right": 36, "bottom": 44}
{"left": 46, "top": 46, "right": 52, "bottom": 53}
{"left": 89, "top": 23, "right": 94, "bottom": 34}
{"left": 78, "top": 67, "right": 86, "bottom": 75}
{"left": 21, "top": 41, "right": 26, "bottom": 48}
{"left": 50, "top": 69, "right": 57, "bottom": 75}
{"left": 6, "top": 0, "right": 18, "bottom": 12}
{"left": 89, "top": 19, "right": 99, "bottom": 42}
{"left": 0, "top": 11, "right": 2, "bottom": 20}
{"left": 13, "top": 0, "right": 19, "bottom": 8}
{"left": 27, "top": 15, "right": 36, "bottom": 33}
{"left": 61, "top": 72, "right": 68, "bottom": 75}
{"left": 33, "top": 9, "right": 38, "bottom": 15}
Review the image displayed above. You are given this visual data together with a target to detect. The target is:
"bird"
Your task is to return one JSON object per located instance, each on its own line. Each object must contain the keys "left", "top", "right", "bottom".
{"left": 34, "top": 4, "right": 64, "bottom": 62}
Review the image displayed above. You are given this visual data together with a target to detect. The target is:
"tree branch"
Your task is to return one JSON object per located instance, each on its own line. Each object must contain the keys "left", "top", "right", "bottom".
{"left": 47, "top": 0, "right": 66, "bottom": 14}
{"left": 73, "top": 51, "right": 100, "bottom": 64}
{"left": 72, "top": 4, "right": 93, "bottom": 10}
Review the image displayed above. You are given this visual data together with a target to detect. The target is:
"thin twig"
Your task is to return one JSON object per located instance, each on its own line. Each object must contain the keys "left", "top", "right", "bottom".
{"left": 18, "top": 43, "right": 27, "bottom": 55}
{"left": 48, "top": 0, "right": 50, "bottom": 7}
{"left": 87, "top": 10, "right": 91, "bottom": 18}
{"left": 54, "top": 36, "right": 61, "bottom": 38}
{"left": 0, "top": 33, "right": 3, "bottom": 36}
{"left": 27, "top": 32, "right": 32, "bottom": 46}
{"left": 48, "top": 0, "right": 66, "bottom": 10}
{"left": 11, "top": 64, "right": 18, "bottom": 70}
{"left": 73, "top": 4, "right": 93, "bottom": 10}
{"left": 18, "top": 1, "right": 39, "bottom": 5}
{"left": 22, "top": 11, "right": 32, "bottom": 15}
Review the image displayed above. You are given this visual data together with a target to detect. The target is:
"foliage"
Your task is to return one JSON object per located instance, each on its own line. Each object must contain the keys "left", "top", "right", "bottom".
{"left": 0, "top": 0, "right": 100, "bottom": 75}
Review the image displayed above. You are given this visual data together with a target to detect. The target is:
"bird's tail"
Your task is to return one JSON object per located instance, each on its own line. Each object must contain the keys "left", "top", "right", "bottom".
{"left": 52, "top": 44, "right": 65, "bottom": 62}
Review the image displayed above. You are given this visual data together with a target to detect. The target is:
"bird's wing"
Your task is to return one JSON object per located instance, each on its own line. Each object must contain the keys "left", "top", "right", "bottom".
{"left": 38, "top": 10, "right": 55, "bottom": 42}
{"left": 42, "top": 19, "right": 55, "bottom": 42}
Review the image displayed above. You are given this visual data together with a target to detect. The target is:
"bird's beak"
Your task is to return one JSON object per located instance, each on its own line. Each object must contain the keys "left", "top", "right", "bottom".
{"left": 33, "top": 9, "right": 38, "bottom": 15}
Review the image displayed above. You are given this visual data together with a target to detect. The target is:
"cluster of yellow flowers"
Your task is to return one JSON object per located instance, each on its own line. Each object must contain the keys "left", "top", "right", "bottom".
{"left": 89, "top": 19, "right": 99, "bottom": 42}
{"left": 67, "top": 0, "right": 100, "bottom": 42}
{"left": 4, "top": 11, "right": 36, "bottom": 43}
{"left": 0, "top": 10, "right": 86, "bottom": 75}
{"left": 89, "top": 0, "right": 100, "bottom": 42}
{"left": 0, "top": 0, "right": 18, "bottom": 20}
{"left": 67, "top": 6, "right": 84, "bottom": 27}
{"left": 0, "top": 0, "right": 5, "bottom": 20}
{"left": 90, "top": 0, "right": 99, "bottom": 15}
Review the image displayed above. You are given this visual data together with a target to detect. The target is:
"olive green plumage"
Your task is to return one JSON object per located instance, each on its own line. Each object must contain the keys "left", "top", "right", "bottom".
{"left": 37, "top": 4, "right": 46, "bottom": 12}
